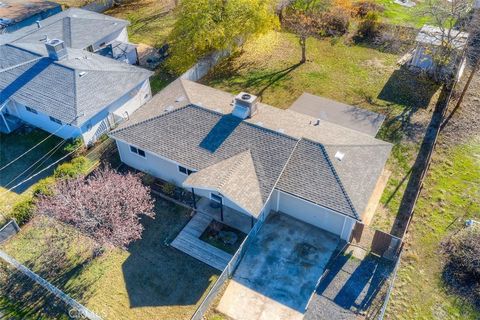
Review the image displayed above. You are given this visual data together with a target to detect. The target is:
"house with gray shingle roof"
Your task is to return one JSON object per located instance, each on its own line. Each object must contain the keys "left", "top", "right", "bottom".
{"left": 1, "top": 8, "right": 139, "bottom": 64}
{"left": 110, "top": 79, "right": 392, "bottom": 241}
{"left": 0, "top": 9, "right": 153, "bottom": 145}
{"left": 0, "top": 41, "right": 153, "bottom": 144}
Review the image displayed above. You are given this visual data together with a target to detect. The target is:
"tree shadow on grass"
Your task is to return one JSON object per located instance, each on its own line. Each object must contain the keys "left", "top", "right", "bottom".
{"left": 122, "top": 197, "right": 219, "bottom": 308}
{"left": 377, "top": 67, "right": 441, "bottom": 144}
{"left": 245, "top": 63, "right": 302, "bottom": 98}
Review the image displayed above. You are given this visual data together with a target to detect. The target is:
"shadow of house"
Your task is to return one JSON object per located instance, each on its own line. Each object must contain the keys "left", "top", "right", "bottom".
{"left": 122, "top": 199, "right": 219, "bottom": 308}
{"left": 314, "top": 253, "right": 394, "bottom": 315}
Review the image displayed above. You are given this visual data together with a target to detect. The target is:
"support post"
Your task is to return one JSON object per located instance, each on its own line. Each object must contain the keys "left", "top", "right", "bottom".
{"left": 220, "top": 197, "right": 224, "bottom": 221}
{"left": 191, "top": 188, "right": 197, "bottom": 210}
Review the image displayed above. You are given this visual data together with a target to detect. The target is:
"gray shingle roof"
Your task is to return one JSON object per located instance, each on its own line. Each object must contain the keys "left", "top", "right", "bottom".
{"left": 112, "top": 80, "right": 392, "bottom": 220}
{"left": 277, "top": 139, "right": 358, "bottom": 219}
{"left": 2, "top": 8, "right": 128, "bottom": 49}
{"left": 289, "top": 93, "right": 386, "bottom": 136}
{"left": 111, "top": 104, "right": 299, "bottom": 214}
{"left": 0, "top": 43, "right": 152, "bottom": 126}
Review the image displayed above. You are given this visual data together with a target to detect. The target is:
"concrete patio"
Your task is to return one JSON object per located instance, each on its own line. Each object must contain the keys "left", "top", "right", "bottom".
{"left": 217, "top": 212, "right": 340, "bottom": 320}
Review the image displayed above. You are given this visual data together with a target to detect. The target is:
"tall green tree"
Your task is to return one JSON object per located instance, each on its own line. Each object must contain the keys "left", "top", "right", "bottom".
{"left": 167, "top": 0, "right": 278, "bottom": 74}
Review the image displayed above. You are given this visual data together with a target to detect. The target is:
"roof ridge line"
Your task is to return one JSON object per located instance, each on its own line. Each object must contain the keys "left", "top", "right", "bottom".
{"left": 218, "top": 149, "right": 251, "bottom": 190}
{"left": 319, "top": 142, "right": 360, "bottom": 219}
{"left": 0, "top": 55, "right": 43, "bottom": 73}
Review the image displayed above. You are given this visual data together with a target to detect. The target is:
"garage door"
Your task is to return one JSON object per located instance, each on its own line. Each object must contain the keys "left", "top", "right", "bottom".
{"left": 277, "top": 191, "right": 346, "bottom": 236}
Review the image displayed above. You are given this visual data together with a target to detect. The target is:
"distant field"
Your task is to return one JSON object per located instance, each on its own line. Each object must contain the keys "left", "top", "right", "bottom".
{"left": 373, "top": 0, "right": 433, "bottom": 27}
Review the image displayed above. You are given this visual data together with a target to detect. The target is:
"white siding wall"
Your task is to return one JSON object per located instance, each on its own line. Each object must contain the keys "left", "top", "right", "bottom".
{"left": 275, "top": 190, "right": 355, "bottom": 240}
{"left": 116, "top": 139, "right": 187, "bottom": 185}
{"left": 6, "top": 101, "right": 81, "bottom": 139}
{"left": 82, "top": 79, "right": 151, "bottom": 145}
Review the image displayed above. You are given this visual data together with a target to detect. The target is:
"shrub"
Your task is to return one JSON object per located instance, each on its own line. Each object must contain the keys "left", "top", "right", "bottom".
{"left": 9, "top": 198, "right": 35, "bottom": 226}
{"left": 356, "top": 11, "right": 380, "bottom": 39}
{"left": 141, "top": 174, "right": 156, "bottom": 186}
{"left": 161, "top": 182, "right": 176, "bottom": 197}
{"left": 54, "top": 157, "right": 90, "bottom": 179}
{"left": 320, "top": 8, "right": 350, "bottom": 37}
{"left": 63, "top": 137, "right": 86, "bottom": 157}
{"left": 32, "top": 177, "right": 56, "bottom": 197}
{"left": 354, "top": 1, "right": 384, "bottom": 18}
{"left": 441, "top": 225, "right": 480, "bottom": 307}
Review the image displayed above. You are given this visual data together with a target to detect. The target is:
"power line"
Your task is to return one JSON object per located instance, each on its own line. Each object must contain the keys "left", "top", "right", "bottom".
{"left": 0, "top": 115, "right": 82, "bottom": 172}
{"left": 2, "top": 139, "right": 67, "bottom": 190}
{"left": 0, "top": 145, "right": 83, "bottom": 197}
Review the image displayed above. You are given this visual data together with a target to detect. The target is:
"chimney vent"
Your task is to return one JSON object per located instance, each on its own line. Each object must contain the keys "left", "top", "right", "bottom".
{"left": 45, "top": 39, "right": 67, "bottom": 61}
{"left": 232, "top": 92, "right": 258, "bottom": 119}
{"left": 335, "top": 151, "right": 345, "bottom": 161}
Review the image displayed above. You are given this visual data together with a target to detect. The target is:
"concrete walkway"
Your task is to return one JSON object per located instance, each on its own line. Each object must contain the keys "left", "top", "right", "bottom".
{"left": 171, "top": 212, "right": 232, "bottom": 271}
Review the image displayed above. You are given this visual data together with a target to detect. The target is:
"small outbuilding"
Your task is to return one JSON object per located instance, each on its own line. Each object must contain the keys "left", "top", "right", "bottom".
{"left": 408, "top": 25, "right": 469, "bottom": 80}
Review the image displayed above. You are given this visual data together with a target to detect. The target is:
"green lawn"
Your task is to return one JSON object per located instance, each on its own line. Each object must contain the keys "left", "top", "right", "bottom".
{"left": 106, "top": 0, "right": 177, "bottom": 47}
{"left": 386, "top": 140, "right": 480, "bottom": 319}
{"left": 1, "top": 196, "right": 219, "bottom": 320}
{"left": 0, "top": 128, "right": 67, "bottom": 218}
{"left": 373, "top": 0, "right": 433, "bottom": 27}
{"left": 202, "top": 31, "right": 441, "bottom": 228}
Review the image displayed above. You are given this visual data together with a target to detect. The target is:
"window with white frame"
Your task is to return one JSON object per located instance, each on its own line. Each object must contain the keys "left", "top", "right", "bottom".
{"left": 130, "top": 145, "right": 146, "bottom": 157}
{"left": 178, "top": 165, "right": 194, "bottom": 175}
{"left": 25, "top": 106, "right": 38, "bottom": 114}
{"left": 49, "top": 116, "right": 62, "bottom": 125}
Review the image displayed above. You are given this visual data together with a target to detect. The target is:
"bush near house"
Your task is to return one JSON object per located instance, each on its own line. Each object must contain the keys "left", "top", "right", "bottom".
{"left": 53, "top": 157, "right": 90, "bottom": 179}
{"left": 9, "top": 199, "right": 35, "bottom": 226}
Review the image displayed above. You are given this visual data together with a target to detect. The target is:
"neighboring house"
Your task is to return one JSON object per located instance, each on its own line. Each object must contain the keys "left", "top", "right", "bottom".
{"left": 110, "top": 79, "right": 392, "bottom": 241}
{"left": 0, "top": 0, "right": 61, "bottom": 33}
{"left": 408, "top": 25, "right": 469, "bottom": 80}
{"left": 1, "top": 8, "right": 139, "bottom": 64}
{"left": 0, "top": 40, "right": 152, "bottom": 145}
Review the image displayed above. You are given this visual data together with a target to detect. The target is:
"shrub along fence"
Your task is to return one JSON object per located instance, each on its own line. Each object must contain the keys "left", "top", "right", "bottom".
{"left": 190, "top": 207, "right": 269, "bottom": 320}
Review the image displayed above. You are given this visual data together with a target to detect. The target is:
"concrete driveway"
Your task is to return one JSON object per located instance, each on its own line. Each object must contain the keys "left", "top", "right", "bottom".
{"left": 217, "top": 212, "right": 340, "bottom": 320}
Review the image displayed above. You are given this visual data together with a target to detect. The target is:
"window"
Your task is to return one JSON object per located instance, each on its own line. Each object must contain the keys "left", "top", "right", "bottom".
{"left": 49, "top": 116, "right": 62, "bottom": 125}
{"left": 25, "top": 106, "right": 38, "bottom": 114}
{"left": 130, "top": 145, "right": 146, "bottom": 157}
{"left": 210, "top": 193, "right": 222, "bottom": 204}
{"left": 178, "top": 165, "right": 194, "bottom": 175}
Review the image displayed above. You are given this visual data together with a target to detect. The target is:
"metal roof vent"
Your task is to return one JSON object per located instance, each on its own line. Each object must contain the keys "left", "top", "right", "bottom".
{"left": 165, "top": 105, "right": 174, "bottom": 112}
{"left": 232, "top": 92, "right": 258, "bottom": 119}
{"left": 45, "top": 39, "right": 67, "bottom": 61}
{"left": 176, "top": 96, "right": 185, "bottom": 102}
{"left": 311, "top": 119, "right": 321, "bottom": 126}
{"left": 36, "top": 20, "right": 41, "bottom": 28}
{"left": 335, "top": 151, "right": 345, "bottom": 161}
{"left": 79, "top": 71, "right": 87, "bottom": 77}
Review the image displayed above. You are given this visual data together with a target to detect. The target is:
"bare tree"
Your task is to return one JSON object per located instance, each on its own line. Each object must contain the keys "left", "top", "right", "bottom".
{"left": 283, "top": 10, "right": 319, "bottom": 63}
{"left": 420, "top": 0, "right": 474, "bottom": 81}
{"left": 36, "top": 166, "right": 155, "bottom": 249}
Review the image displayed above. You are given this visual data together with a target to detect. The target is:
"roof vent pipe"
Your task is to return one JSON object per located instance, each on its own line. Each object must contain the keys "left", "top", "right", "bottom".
{"left": 36, "top": 20, "right": 41, "bottom": 28}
